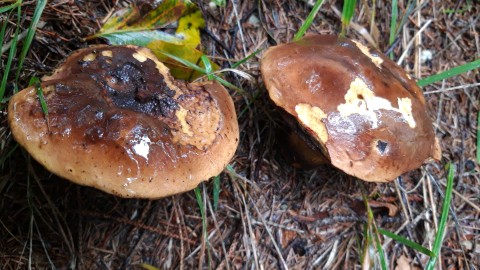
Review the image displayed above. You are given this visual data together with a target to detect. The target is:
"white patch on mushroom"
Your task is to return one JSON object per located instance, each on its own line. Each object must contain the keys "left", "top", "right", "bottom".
{"left": 123, "top": 178, "right": 138, "bottom": 195}
{"left": 352, "top": 40, "right": 383, "bottom": 68}
{"left": 132, "top": 52, "right": 148, "bottom": 62}
{"left": 132, "top": 134, "right": 152, "bottom": 160}
{"left": 397, "top": 97, "right": 416, "bottom": 128}
{"left": 295, "top": 103, "right": 329, "bottom": 142}
{"left": 305, "top": 73, "right": 321, "bottom": 93}
{"left": 175, "top": 106, "right": 193, "bottom": 137}
{"left": 82, "top": 53, "right": 96, "bottom": 62}
{"left": 101, "top": 50, "right": 113, "bottom": 57}
{"left": 337, "top": 78, "right": 416, "bottom": 128}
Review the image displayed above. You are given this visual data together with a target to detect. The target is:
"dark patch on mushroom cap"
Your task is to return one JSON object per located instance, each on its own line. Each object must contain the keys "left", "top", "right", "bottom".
{"left": 8, "top": 45, "right": 239, "bottom": 198}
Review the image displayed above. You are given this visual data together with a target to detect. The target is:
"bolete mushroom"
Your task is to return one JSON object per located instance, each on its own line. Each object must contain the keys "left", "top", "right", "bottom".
{"left": 8, "top": 45, "right": 239, "bottom": 198}
{"left": 261, "top": 34, "right": 440, "bottom": 182}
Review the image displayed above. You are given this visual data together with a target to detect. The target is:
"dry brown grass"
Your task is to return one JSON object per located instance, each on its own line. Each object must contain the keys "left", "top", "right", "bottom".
{"left": 1, "top": 0, "right": 479, "bottom": 269}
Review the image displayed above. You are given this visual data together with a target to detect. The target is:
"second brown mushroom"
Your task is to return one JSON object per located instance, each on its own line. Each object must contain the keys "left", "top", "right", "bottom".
{"left": 261, "top": 34, "right": 440, "bottom": 182}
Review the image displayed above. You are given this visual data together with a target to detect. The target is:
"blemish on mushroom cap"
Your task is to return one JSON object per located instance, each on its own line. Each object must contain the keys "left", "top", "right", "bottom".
{"left": 261, "top": 34, "right": 438, "bottom": 182}
{"left": 337, "top": 77, "right": 416, "bottom": 128}
{"left": 101, "top": 50, "right": 113, "bottom": 57}
{"left": 82, "top": 53, "right": 96, "bottom": 62}
{"left": 295, "top": 103, "right": 328, "bottom": 143}
{"left": 352, "top": 40, "right": 383, "bottom": 68}
{"left": 8, "top": 45, "right": 239, "bottom": 198}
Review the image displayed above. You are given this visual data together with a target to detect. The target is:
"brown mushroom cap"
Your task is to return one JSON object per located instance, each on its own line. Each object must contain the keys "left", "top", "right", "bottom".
{"left": 261, "top": 34, "right": 440, "bottom": 182}
{"left": 8, "top": 45, "right": 239, "bottom": 198}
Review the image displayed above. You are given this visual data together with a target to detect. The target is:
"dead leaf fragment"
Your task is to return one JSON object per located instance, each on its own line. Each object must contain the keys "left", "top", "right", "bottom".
{"left": 368, "top": 200, "right": 399, "bottom": 217}
{"left": 395, "top": 255, "right": 411, "bottom": 270}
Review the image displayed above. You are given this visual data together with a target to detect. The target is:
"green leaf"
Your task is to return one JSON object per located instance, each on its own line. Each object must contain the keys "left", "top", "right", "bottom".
{"left": 175, "top": 10, "right": 205, "bottom": 46}
{"left": 90, "top": 0, "right": 213, "bottom": 81}
{"left": 97, "top": 30, "right": 181, "bottom": 47}
{"left": 417, "top": 59, "right": 480, "bottom": 87}
{"left": 91, "top": 0, "right": 196, "bottom": 41}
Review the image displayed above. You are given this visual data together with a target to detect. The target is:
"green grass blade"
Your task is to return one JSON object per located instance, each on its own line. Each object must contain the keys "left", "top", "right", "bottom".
{"left": 14, "top": 0, "right": 47, "bottom": 87}
{"left": 388, "top": 0, "right": 398, "bottom": 59}
{"left": 159, "top": 51, "right": 207, "bottom": 74}
{"left": 194, "top": 186, "right": 206, "bottom": 228}
{"left": 212, "top": 175, "right": 220, "bottom": 211}
{"left": 29, "top": 77, "right": 49, "bottom": 121}
{"left": 397, "top": 0, "right": 414, "bottom": 38}
{"left": 29, "top": 77, "right": 49, "bottom": 131}
{"left": 386, "top": 0, "right": 415, "bottom": 55}
{"left": 340, "top": 0, "right": 357, "bottom": 37}
{"left": 378, "top": 228, "right": 435, "bottom": 256}
{"left": 211, "top": 75, "right": 245, "bottom": 94}
{"left": 293, "top": 0, "right": 324, "bottom": 41}
{"left": 388, "top": 0, "right": 398, "bottom": 45}
{"left": 0, "top": 0, "right": 21, "bottom": 13}
{"left": 35, "top": 88, "right": 46, "bottom": 109}
{"left": 361, "top": 183, "right": 387, "bottom": 270}
{"left": 201, "top": 55, "right": 213, "bottom": 80}
{"left": 372, "top": 227, "right": 388, "bottom": 270}
{"left": 159, "top": 51, "right": 246, "bottom": 94}
{"left": 194, "top": 185, "right": 213, "bottom": 267}
{"left": 360, "top": 223, "right": 371, "bottom": 268}
{"left": 0, "top": 5, "right": 21, "bottom": 101}
{"left": 417, "top": 59, "right": 480, "bottom": 87}
{"left": 425, "top": 163, "right": 455, "bottom": 270}
{"left": 231, "top": 49, "right": 261, "bottom": 69}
